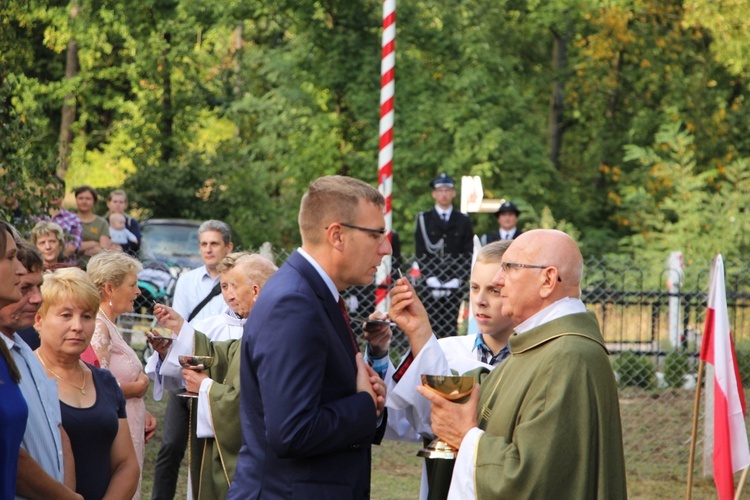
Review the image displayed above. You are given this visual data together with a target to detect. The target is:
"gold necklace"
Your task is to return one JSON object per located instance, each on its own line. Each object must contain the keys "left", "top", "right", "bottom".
{"left": 36, "top": 351, "right": 87, "bottom": 395}
{"left": 98, "top": 307, "right": 114, "bottom": 324}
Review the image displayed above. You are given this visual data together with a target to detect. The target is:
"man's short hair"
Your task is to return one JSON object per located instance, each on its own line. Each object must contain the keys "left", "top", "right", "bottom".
{"left": 218, "top": 252, "right": 278, "bottom": 287}
{"left": 476, "top": 240, "right": 511, "bottom": 264}
{"left": 109, "top": 189, "right": 128, "bottom": 201}
{"left": 16, "top": 239, "right": 43, "bottom": 274}
{"left": 39, "top": 268, "right": 100, "bottom": 317}
{"left": 198, "top": 220, "right": 232, "bottom": 245}
{"left": 298, "top": 176, "right": 384, "bottom": 246}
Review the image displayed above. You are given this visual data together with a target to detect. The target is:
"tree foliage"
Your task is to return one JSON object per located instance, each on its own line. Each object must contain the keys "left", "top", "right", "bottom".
{"left": 3, "top": 0, "right": 750, "bottom": 272}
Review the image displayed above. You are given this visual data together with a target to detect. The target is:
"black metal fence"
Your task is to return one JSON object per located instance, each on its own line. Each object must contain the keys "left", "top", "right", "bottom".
{"left": 127, "top": 249, "right": 750, "bottom": 484}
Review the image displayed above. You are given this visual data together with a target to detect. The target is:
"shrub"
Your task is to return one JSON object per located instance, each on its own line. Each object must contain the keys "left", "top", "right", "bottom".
{"left": 613, "top": 351, "right": 655, "bottom": 390}
{"left": 663, "top": 351, "right": 691, "bottom": 388}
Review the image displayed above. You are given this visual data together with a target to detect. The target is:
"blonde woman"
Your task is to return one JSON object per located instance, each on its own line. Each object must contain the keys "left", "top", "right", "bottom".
{"left": 35, "top": 268, "right": 138, "bottom": 499}
{"left": 87, "top": 251, "right": 155, "bottom": 499}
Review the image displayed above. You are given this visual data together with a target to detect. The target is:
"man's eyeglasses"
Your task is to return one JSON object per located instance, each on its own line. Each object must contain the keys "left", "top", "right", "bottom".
{"left": 500, "top": 261, "right": 562, "bottom": 282}
{"left": 326, "top": 222, "right": 388, "bottom": 243}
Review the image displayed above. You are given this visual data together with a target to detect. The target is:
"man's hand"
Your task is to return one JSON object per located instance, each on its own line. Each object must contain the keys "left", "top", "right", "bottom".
{"left": 389, "top": 277, "right": 433, "bottom": 356}
{"left": 144, "top": 411, "right": 157, "bottom": 443}
{"left": 153, "top": 303, "right": 185, "bottom": 333}
{"left": 369, "top": 364, "right": 387, "bottom": 417}
{"left": 356, "top": 353, "right": 385, "bottom": 415}
{"left": 417, "top": 384, "right": 480, "bottom": 449}
{"left": 362, "top": 311, "right": 392, "bottom": 358}
{"left": 183, "top": 367, "right": 209, "bottom": 393}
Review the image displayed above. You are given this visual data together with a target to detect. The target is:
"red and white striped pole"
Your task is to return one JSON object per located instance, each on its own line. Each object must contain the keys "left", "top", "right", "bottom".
{"left": 376, "top": 0, "right": 396, "bottom": 314}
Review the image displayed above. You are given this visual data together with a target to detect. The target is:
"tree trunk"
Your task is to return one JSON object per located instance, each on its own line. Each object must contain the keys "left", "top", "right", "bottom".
{"left": 233, "top": 22, "right": 243, "bottom": 136}
{"left": 57, "top": 1, "right": 80, "bottom": 178}
{"left": 548, "top": 29, "right": 567, "bottom": 172}
{"left": 160, "top": 32, "right": 173, "bottom": 163}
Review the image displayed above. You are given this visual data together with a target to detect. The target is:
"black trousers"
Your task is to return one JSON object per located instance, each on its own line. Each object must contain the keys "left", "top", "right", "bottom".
{"left": 151, "top": 390, "right": 190, "bottom": 500}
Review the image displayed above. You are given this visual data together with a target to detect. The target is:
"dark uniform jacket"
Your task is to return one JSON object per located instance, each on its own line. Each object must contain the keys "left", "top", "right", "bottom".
{"left": 414, "top": 208, "right": 474, "bottom": 282}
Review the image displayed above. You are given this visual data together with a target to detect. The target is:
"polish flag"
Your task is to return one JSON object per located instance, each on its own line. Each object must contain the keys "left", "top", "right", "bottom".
{"left": 699, "top": 254, "right": 750, "bottom": 499}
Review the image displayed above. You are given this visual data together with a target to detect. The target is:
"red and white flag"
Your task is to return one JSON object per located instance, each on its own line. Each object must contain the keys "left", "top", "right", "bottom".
{"left": 699, "top": 254, "right": 750, "bottom": 499}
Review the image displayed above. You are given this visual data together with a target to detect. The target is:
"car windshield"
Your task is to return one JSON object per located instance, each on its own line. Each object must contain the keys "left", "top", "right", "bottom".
{"left": 140, "top": 224, "right": 201, "bottom": 267}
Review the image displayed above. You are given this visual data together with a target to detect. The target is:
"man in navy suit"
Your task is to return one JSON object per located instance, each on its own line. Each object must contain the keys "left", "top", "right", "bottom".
{"left": 228, "top": 176, "right": 389, "bottom": 499}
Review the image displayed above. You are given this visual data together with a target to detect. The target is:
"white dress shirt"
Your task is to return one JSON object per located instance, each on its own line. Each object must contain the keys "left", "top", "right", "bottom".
{"left": 171, "top": 265, "right": 226, "bottom": 325}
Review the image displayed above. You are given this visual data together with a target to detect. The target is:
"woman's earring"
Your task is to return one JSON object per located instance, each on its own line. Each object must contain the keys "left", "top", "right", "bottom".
{"left": 109, "top": 298, "right": 113, "bottom": 307}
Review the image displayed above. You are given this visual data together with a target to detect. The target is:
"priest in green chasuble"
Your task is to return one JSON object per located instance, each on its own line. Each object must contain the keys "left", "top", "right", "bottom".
{"left": 387, "top": 229, "right": 627, "bottom": 499}
{"left": 147, "top": 253, "right": 277, "bottom": 499}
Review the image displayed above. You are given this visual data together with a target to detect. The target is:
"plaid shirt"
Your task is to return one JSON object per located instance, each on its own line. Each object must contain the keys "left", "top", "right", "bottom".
{"left": 473, "top": 333, "right": 510, "bottom": 366}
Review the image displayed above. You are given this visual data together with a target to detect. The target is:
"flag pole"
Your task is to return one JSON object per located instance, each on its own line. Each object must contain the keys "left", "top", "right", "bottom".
{"left": 735, "top": 467, "right": 749, "bottom": 500}
{"left": 375, "top": 0, "right": 396, "bottom": 314}
{"left": 686, "top": 358, "right": 705, "bottom": 500}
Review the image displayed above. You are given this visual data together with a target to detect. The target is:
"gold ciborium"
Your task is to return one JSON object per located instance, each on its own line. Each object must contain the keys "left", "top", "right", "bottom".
{"left": 176, "top": 355, "right": 214, "bottom": 398}
{"left": 417, "top": 374, "right": 476, "bottom": 460}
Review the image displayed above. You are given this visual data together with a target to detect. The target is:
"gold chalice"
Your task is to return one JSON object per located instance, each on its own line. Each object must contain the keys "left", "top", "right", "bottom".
{"left": 417, "top": 374, "right": 476, "bottom": 460}
{"left": 176, "top": 355, "right": 214, "bottom": 398}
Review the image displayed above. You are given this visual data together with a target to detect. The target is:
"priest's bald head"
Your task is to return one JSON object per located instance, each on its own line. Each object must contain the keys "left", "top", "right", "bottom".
{"left": 495, "top": 229, "right": 583, "bottom": 325}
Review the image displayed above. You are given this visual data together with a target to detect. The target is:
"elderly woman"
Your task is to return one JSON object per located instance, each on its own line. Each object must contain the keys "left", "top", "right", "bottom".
{"left": 30, "top": 221, "right": 72, "bottom": 272}
{"left": 0, "top": 221, "right": 28, "bottom": 499}
{"left": 35, "top": 267, "right": 138, "bottom": 499}
{"left": 87, "top": 251, "right": 155, "bottom": 499}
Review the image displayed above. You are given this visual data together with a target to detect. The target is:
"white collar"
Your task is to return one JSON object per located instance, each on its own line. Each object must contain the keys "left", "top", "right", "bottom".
{"left": 297, "top": 247, "right": 340, "bottom": 302}
{"left": 514, "top": 297, "right": 587, "bottom": 334}
{"left": 435, "top": 206, "right": 453, "bottom": 219}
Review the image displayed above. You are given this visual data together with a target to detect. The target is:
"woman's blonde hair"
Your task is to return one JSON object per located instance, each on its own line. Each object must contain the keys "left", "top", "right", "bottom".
{"left": 87, "top": 251, "right": 143, "bottom": 296}
{"left": 39, "top": 267, "right": 100, "bottom": 316}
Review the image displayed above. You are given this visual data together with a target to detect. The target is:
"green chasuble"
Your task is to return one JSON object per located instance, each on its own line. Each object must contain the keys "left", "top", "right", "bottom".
{"left": 189, "top": 332, "right": 242, "bottom": 500}
{"left": 472, "top": 312, "right": 627, "bottom": 499}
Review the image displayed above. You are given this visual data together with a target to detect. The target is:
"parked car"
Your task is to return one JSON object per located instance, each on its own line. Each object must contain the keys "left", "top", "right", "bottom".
{"left": 139, "top": 218, "right": 203, "bottom": 270}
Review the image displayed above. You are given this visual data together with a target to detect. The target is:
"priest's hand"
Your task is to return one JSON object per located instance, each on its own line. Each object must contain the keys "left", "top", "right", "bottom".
{"left": 417, "top": 384, "right": 480, "bottom": 449}
{"left": 389, "top": 277, "right": 433, "bottom": 356}
{"left": 183, "top": 367, "right": 209, "bottom": 393}
{"left": 153, "top": 304, "right": 185, "bottom": 334}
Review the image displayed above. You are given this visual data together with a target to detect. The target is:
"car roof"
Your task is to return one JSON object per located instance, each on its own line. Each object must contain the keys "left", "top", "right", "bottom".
{"left": 141, "top": 218, "right": 202, "bottom": 227}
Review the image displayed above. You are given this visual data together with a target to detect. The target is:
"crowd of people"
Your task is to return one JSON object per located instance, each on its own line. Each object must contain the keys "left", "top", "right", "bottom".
{"left": 1, "top": 174, "right": 627, "bottom": 500}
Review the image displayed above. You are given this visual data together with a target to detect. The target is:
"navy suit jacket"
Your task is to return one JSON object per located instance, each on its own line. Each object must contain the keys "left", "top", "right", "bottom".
{"left": 228, "top": 250, "right": 383, "bottom": 499}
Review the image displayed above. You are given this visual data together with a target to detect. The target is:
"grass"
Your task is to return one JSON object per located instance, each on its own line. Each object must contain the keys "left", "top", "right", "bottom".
{"left": 138, "top": 382, "right": 738, "bottom": 499}
{"left": 131, "top": 329, "right": 745, "bottom": 499}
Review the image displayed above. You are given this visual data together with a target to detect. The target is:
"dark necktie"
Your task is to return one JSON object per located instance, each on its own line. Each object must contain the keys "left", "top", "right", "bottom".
{"left": 338, "top": 297, "right": 361, "bottom": 355}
